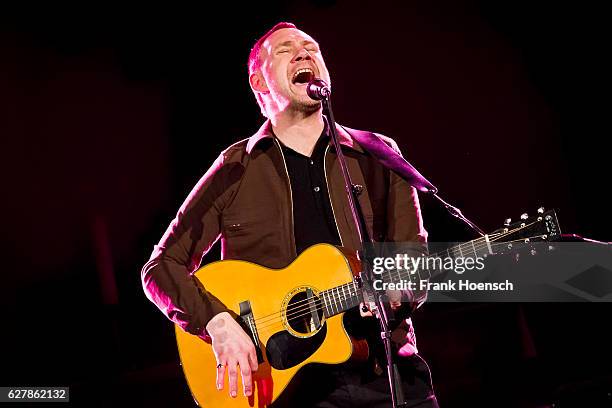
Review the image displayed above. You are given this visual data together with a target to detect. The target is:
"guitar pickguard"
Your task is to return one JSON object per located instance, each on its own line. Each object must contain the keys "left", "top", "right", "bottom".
{"left": 265, "top": 325, "right": 327, "bottom": 370}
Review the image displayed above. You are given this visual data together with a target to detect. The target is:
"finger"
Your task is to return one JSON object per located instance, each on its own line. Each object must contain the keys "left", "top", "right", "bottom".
{"left": 359, "top": 302, "right": 373, "bottom": 317}
{"left": 386, "top": 289, "right": 402, "bottom": 302}
{"left": 216, "top": 363, "right": 226, "bottom": 391}
{"left": 238, "top": 355, "right": 253, "bottom": 397}
{"left": 248, "top": 347, "right": 258, "bottom": 372}
{"left": 228, "top": 360, "right": 238, "bottom": 398}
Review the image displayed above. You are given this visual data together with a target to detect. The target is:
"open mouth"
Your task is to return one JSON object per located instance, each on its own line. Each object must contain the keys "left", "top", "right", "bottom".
{"left": 291, "top": 68, "right": 315, "bottom": 85}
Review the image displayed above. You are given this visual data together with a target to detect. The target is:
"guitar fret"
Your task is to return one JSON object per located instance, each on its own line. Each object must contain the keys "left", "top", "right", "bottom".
{"left": 332, "top": 288, "right": 338, "bottom": 314}
{"left": 345, "top": 285, "right": 352, "bottom": 307}
{"left": 334, "top": 289, "right": 338, "bottom": 313}
{"left": 332, "top": 290, "right": 337, "bottom": 314}
{"left": 485, "top": 234, "right": 493, "bottom": 254}
{"left": 323, "top": 290, "right": 330, "bottom": 317}
{"left": 347, "top": 286, "right": 352, "bottom": 305}
{"left": 453, "top": 247, "right": 461, "bottom": 258}
{"left": 322, "top": 281, "right": 369, "bottom": 318}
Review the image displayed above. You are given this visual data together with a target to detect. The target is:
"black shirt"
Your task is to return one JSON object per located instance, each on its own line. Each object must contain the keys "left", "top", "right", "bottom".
{"left": 278, "top": 133, "right": 342, "bottom": 255}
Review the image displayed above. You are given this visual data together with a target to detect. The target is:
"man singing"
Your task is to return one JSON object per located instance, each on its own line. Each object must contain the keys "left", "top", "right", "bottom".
{"left": 142, "top": 22, "right": 438, "bottom": 407}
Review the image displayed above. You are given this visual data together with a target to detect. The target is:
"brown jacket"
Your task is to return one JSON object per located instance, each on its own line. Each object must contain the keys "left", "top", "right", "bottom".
{"left": 141, "top": 120, "right": 427, "bottom": 336}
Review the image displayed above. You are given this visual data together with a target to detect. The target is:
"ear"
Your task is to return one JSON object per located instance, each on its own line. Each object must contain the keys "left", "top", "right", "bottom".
{"left": 249, "top": 71, "right": 269, "bottom": 94}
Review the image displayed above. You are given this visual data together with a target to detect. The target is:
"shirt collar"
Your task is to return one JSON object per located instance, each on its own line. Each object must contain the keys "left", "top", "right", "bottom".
{"left": 246, "top": 119, "right": 364, "bottom": 154}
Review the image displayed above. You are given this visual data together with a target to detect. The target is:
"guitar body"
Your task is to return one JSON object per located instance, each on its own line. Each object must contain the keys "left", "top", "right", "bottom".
{"left": 174, "top": 208, "right": 561, "bottom": 406}
{"left": 175, "top": 244, "right": 358, "bottom": 407}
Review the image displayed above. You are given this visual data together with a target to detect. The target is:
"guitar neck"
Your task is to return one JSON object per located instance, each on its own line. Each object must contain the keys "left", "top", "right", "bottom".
{"left": 320, "top": 280, "right": 363, "bottom": 318}
{"left": 320, "top": 209, "right": 560, "bottom": 318}
{"left": 319, "top": 236, "right": 501, "bottom": 318}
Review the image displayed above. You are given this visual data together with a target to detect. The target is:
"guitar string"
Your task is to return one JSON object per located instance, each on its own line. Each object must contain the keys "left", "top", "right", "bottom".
{"left": 253, "top": 234, "right": 530, "bottom": 332}
{"left": 249, "top": 231, "right": 506, "bottom": 326}
{"left": 254, "top": 235, "right": 535, "bottom": 331}
{"left": 252, "top": 222, "right": 539, "bottom": 328}
{"left": 257, "top": 239, "right": 540, "bottom": 333}
{"left": 253, "top": 229, "right": 541, "bottom": 332}
{"left": 254, "top": 235, "right": 542, "bottom": 335}
{"left": 251, "top": 221, "right": 538, "bottom": 327}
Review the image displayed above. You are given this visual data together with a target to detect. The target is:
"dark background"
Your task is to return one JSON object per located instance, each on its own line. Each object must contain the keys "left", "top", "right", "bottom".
{"left": 1, "top": 1, "right": 610, "bottom": 407}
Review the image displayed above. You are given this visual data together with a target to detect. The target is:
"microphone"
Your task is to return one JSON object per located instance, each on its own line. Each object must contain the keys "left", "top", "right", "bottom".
{"left": 306, "top": 79, "right": 331, "bottom": 100}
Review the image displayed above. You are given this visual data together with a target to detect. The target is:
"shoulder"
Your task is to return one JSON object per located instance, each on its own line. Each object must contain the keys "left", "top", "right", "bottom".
{"left": 220, "top": 138, "right": 250, "bottom": 162}
{"left": 192, "top": 138, "right": 250, "bottom": 185}
{"left": 203, "top": 138, "right": 251, "bottom": 174}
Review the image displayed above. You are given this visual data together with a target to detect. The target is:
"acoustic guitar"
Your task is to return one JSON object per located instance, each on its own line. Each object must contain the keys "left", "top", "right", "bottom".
{"left": 176, "top": 208, "right": 560, "bottom": 407}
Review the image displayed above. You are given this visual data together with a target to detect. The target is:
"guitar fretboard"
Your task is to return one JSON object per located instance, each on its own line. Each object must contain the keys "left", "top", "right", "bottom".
{"left": 319, "top": 211, "right": 558, "bottom": 318}
{"left": 319, "top": 234, "right": 519, "bottom": 318}
{"left": 320, "top": 280, "right": 363, "bottom": 318}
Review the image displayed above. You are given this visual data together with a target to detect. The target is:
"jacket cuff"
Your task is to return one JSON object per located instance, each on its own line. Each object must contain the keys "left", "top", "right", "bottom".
{"left": 186, "top": 295, "right": 231, "bottom": 339}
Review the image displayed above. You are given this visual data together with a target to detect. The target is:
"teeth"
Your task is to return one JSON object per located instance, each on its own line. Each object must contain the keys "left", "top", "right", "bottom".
{"left": 292, "top": 68, "right": 314, "bottom": 80}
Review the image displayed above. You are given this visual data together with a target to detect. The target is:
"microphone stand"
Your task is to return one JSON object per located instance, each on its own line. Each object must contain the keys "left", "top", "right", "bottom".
{"left": 320, "top": 95, "right": 408, "bottom": 408}
{"left": 314, "top": 79, "right": 487, "bottom": 407}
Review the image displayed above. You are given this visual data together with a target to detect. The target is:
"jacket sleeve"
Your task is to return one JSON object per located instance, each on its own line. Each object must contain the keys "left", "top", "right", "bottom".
{"left": 141, "top": 152, "right": 233, "bottom": 336}
{"left": 382, "top": 136, "right": 429, "bottom": 355}
{"left": 383, "top": 135, "right": 429, "bottom": 309}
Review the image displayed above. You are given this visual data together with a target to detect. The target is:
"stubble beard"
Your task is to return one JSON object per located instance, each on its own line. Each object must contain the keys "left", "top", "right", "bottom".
{"left": 268, "top": 83, "right": 322, "bottom": 118}
{"left": 289, "top": 95, "right": 321, "bottom": 116}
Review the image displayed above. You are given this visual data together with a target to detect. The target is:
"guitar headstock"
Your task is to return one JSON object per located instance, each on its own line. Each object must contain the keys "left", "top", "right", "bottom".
{"left": 488, "top": 207, "right": 561, "bottom": 254}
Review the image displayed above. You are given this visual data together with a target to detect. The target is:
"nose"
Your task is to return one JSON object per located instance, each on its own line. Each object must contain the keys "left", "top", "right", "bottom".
{"left": 292, "top": 48, "right": 313, "bottom": 63}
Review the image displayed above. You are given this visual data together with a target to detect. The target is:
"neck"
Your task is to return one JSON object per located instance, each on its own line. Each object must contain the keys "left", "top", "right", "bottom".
{"left": 270, "top": 107, "right": 325, "bottom": 156}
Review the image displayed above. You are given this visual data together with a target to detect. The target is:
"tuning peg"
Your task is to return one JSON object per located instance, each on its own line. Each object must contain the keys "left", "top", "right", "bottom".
{"left": 504, "top": 218, "right": 511, "bottom": 226}
{"left": 537, "top": 207, "right": 545, "bottom": 214}
{"left": 520, "top": 213, "right": 528, "bottom": 220}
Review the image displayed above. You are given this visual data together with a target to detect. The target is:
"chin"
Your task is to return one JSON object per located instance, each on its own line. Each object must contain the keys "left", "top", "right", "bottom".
{"left": 292, "top": 97, "right": 321, "bottom": 113}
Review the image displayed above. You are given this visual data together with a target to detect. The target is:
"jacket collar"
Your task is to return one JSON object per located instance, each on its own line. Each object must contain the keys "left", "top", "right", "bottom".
{"left": 246, "top": 119, "right": 364, "bottom": 154}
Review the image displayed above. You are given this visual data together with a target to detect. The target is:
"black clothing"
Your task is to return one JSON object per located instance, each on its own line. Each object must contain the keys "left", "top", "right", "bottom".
{"left": 278, "top": 133, "right": 342, "bottom": 255}
{"left": 272, "top": 355, "right": 438, "bottom": 408}
{"left": 273, "top": 133, "right": 437, "bottom": 407}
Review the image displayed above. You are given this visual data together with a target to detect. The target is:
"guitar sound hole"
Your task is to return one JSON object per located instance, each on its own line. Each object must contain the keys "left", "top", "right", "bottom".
{"left": 285, "top": 291, "right": 325, "bottom": 336}
{"left": 264, "top": 287, "right": 328, "bottom": 370}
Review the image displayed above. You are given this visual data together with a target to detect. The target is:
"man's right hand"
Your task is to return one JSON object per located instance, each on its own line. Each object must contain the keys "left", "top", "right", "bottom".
{"left": 204, "top": 311, "right": 259, "bottom": 398}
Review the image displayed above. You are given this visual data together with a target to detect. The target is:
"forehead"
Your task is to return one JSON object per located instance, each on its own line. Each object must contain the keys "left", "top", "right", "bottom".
{"left": 262, "top": 28, "right": 318, "bottom": 52}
